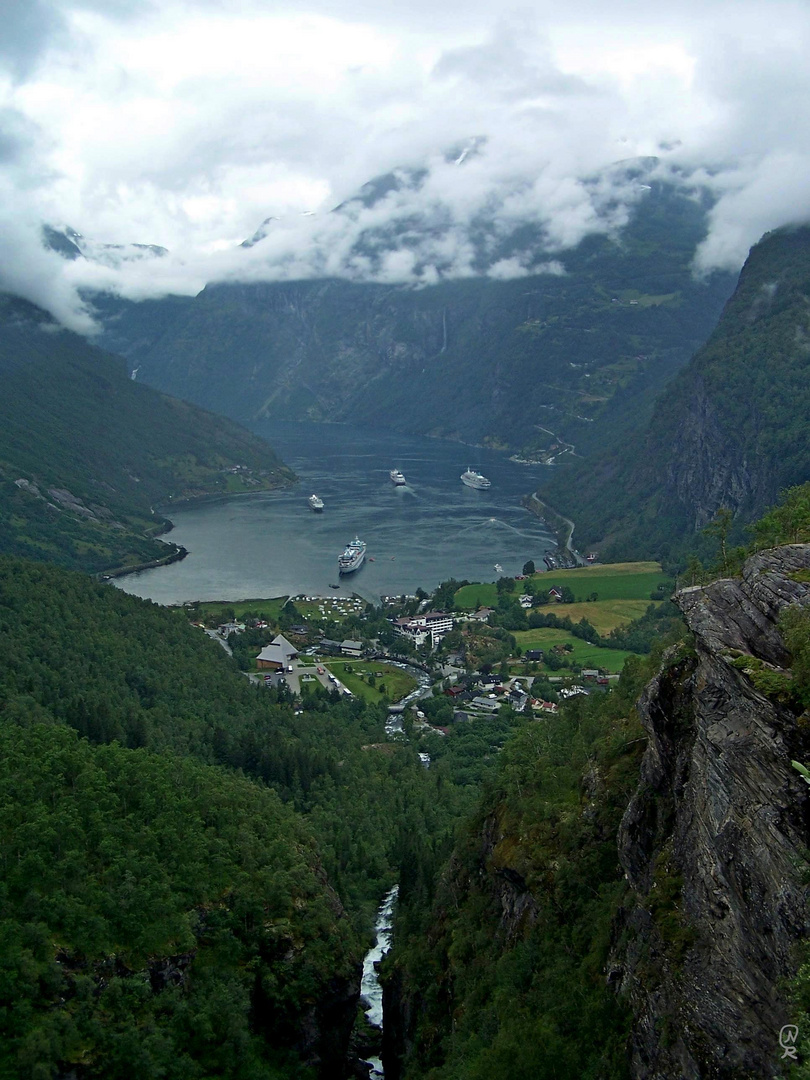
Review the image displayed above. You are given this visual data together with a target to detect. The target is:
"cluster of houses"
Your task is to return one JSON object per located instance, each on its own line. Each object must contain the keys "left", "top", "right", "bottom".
{"left": 317, "top": 637, "right": 364, "bottom": 658}
{"left": 440, "top": 674, "right": 561, "bottom": 721}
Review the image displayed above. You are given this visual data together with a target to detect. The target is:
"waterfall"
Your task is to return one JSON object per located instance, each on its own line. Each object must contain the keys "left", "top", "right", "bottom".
{"left": 360, "top": 884, "right": 399, "bottom": 1076}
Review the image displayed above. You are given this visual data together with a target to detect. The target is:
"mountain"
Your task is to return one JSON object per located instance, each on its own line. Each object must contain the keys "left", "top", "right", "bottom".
{"left": 382, "top": 536, "right": 810, "bottom": 1080}
{"left": 0, "top": 555, "right": 381, "bottom": 1079}
{"left": 539, "top": 225, "right": 810, "bottom": 561}
{"left": 91, "top": 171, "right": 736, "bottom": 456}
{"left": 44, "top": 223, "right": 169, "bottom": 266}
{"left": 0, "top": 295, "right": 295, "bottom": 575}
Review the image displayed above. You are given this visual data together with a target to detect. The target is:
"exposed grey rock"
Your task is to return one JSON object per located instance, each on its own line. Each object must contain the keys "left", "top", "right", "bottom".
{"left": 663, "top": 376, "right": 769, "bottom": 531}
{"left": 615, "top": 545, "right": 810, "bottom": 1079}
{"left": 47, "top": 487, "right": 98, "bottom": 518}
{"left": 15, "top": 477, "right": 42, "bottom": 497}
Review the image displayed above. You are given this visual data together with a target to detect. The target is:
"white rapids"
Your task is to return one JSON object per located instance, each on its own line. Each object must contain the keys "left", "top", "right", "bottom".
{"left": 360, "top": 884, "right": 399, "bottom": 1077}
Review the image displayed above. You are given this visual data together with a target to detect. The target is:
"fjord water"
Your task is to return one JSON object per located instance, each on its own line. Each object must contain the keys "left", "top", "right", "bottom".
{"left": 119, "top": 420, "right": 556, "bottom": 604}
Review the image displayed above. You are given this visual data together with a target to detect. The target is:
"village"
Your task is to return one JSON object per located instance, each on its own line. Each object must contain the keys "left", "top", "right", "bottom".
{"left": 187, "top": 559, "right": 671, "bottom": 734}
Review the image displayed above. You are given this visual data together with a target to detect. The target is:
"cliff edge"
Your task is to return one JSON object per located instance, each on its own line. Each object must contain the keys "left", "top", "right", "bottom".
{"left": 615, "top": 544, "right": 810, "bottom": 1078}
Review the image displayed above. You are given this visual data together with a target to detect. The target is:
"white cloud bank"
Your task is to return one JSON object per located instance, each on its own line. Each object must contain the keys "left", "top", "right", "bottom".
{"left": 1, "top": 0, "right": 810, "bottom": 331}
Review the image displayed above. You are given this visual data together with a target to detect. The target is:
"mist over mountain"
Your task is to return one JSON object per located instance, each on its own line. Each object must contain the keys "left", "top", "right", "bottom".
{"left": 89, "top": 166, "right": 736, "bottom": 456}
{"left": 4, "top": 5, "right": 810, "bottom": 1079}
{"left": 540, "top": 224, "right": 810, "bottom": 560}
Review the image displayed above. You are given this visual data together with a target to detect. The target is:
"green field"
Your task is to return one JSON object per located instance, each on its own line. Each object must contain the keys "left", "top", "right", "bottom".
{"left": 548, "top": 598, "right": 657, "bottom": 634}
{"left": 455, "top": 561, "right": 672, "bottom": 612}
{"left": 324, "top": 660, "right": 417, "bottom": 703}
{"left": 512, "top": 628, "right": 638, "bottom": 673}
{"left": 189, "top": 597, "right": 289, "bottom": 621}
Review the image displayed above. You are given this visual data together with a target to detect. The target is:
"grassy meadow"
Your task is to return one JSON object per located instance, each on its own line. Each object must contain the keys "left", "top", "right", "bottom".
{"left": 512, "top": 628, "right": 637, "bottom": 673}
{"left": 324, "top": 660, "right": 417, "bottom": 703}
{"left": 549, "top": 598, "right": 657, "bottom": 634}
{"left": 455, "top": 561, "right": 672, "bottom": 610}
{"left": 453, "top": 562, "right": 675, "bottom": 675}
{"left": 187, "top": 597, "right": 289, "bottom": 622}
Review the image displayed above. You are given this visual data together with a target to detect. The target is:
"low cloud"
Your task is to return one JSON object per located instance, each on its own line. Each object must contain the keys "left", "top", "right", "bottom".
{"left": 1, "top": 1, "right": 810, "bottom": 328}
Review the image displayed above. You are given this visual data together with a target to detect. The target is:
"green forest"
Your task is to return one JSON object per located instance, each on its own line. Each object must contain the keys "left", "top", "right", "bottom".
{"left": 0, "top": 555, "right": 531, "bottom": 1078}
{"left": 2, "top": 481, "right": 809, "bottom": 1077}
{"left": 540, "top": 225, "right": 810, "bottom": 564}
{"left": 0, "top": 295, "right": 294, "bottom": 576}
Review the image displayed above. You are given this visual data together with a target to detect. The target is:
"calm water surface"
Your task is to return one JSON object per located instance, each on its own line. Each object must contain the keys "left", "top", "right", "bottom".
{"left": 118, "top": 421, "right": 556, "bottom": 604}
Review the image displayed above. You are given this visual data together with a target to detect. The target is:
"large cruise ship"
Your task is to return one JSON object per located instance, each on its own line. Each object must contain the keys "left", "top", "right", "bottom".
{"left": 390, "top": 469, "right": 407, "bottom": 486}
{"left": 338, "top": 536, "right": 366, "bottom": 574}
{"left": 308, "top": 494, "right": 324, "bottom": 511}
{"left": 461, "top": 468, "right": 491, "bottom": 490}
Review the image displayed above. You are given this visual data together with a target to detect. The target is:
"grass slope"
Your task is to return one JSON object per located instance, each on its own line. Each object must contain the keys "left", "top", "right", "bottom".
{"left": 0, "top": 295, "right": 295, "bottom": 575}
{"left": 512, "top": 627, "right": 637, "bottom": 672}
{"left": 455, "top": 562, "right": 670, "bottom": 617}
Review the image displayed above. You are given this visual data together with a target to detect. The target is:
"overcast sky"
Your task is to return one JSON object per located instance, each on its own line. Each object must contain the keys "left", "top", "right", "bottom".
{"left": 2, "top": 0, "right": 810, "bottom": 332}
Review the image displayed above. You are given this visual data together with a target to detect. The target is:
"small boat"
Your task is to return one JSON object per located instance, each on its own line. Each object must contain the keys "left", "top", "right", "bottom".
{"left": 330, "top": 583, "right": 341, "bottom": 589}
{"left": 308, "top": 494, "right": 324, "bottom": 511}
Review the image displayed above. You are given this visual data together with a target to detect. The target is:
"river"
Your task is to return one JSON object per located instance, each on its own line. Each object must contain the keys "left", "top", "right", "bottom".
{"left": 118, "top": 420, "right": 556, "bottom": 605}
{"left": 360, "top": 885, "right": 399, "bottom": 1078}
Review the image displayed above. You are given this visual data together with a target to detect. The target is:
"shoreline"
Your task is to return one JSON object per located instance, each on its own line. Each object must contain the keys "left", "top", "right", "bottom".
{"left": 522, "top": 492, "right": 580, "bottom": 560}
{"left": 99, "top": 541, "right": 188, "bottom": 581}
{"left": 102, "top": 476, "right": 298, "bottom": 583}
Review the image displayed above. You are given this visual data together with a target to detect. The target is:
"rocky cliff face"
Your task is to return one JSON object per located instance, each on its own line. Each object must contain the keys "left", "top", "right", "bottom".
{"left": 542, "top": 225, "right": 810, "bottom": 559}
{"left": 663, "top": 375, "right": 762, "bottom": 531}
{"left": 382, "top": 545, "right": 810, "bottom": 1080}
{"left": 614, "top": 544, "right": 810, "bottom": 1078}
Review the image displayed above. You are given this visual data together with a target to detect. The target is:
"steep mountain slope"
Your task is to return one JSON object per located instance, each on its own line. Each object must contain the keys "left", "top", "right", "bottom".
{"left": 615, "top": 543, "right": 810, "bottom": 1077}
{"left": 1, "top": 554, "right": 479, "bottom": 1078}
{"left": 0, "top": 295, "right": 294, "bottom": 574}
{"left": 0, "top": 556, "right": 372, "bottom": 1078}
{"left": 1, "top": 722, "right": 359, "bottom": 1080}
{"left": 541, "top": 225, "right": 810, "bottom": 560}
{"left": 382, "top": 539, "right": 810, "bottom": 1079}
{"left": 93, "top": 179, "right": 735, "bottom": 455}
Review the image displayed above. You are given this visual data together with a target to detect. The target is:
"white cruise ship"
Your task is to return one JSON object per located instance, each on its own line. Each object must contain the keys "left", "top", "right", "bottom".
{"left": 461, "top": 468, "right": 491, "bottom": 490}
{"left": 338, "top": 536, "right": 366, "bottom": 574}
{"left": 308, "top": 494, "right": 324, "bottom": 511}
{"left": 390, "top": 469, "right": 407, "bottom": 486}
